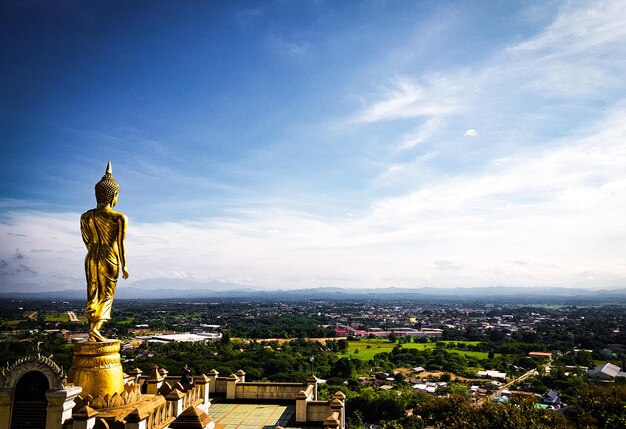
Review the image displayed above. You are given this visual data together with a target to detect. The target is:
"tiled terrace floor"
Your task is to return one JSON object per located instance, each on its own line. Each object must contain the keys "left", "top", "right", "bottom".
{"left": 208, "top": 402, "right": 307, "bottom": 429}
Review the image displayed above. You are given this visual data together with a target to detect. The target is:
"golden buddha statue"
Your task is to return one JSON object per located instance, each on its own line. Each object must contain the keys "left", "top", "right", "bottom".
{"left": 81, "top": 162, "right": 129, "bottom": 342}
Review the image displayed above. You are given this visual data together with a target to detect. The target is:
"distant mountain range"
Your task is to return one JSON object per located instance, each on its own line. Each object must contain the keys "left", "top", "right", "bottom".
{"left": 1, "top": 279, "right": 625, "bottom": 303}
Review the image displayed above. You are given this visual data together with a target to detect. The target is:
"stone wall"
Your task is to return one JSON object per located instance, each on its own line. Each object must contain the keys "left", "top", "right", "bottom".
{"left": 234, "top": 382, "right": 307, "bottom": 400}
{"left": 306, "top": 401, "right": 334, "bottom": 422}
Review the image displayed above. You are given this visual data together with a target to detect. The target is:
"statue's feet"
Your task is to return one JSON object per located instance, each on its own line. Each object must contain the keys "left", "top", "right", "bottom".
{"left": 88, "top": 328, "right": 106, "bottom": 342}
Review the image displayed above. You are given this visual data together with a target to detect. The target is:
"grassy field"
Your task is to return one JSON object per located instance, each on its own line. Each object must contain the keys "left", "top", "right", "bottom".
{"left": 339, "top": 339, "right": 492, "bottom": 361}
{"left": 44, "top": 314, "right": 70, "bottom": 322}
{"left": 43, "top": 313, "right": 87, "bottom": 323}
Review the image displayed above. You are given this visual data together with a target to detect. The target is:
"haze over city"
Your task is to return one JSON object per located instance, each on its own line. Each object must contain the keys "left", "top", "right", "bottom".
{"left": 2, "top": 1, "right": 626, "bottom": 292}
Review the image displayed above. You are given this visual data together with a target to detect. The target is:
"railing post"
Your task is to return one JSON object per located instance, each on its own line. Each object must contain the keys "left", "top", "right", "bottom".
{"left": 295, "top": 390, "right": 308, "bottom": 424}
{"left": 307, "top": 375, "right": 319, "bottom": 400}
{"left": 169, "top": 405, "right": 215, "bottom": 429}
{"left": 235, "top": 369, "right": 246, "bottom": 383}
{"left": 226, "top": 374, "right": 239, "bottom": 400}
{"left": 323, "top": 413, "right": 341, "bottom": 429}
{"left": 166, "top": 388, "right": 185, "bottom": 418}
{"left": 125, "top": 407, "right": 149, "bottom": 429}
{"left": 194, "top": 374, "right": 211, "bottom": 411}
{"left": 46, "top": 386, "right": 82, "bottom": 429}
{"left": 145, "top": 365, "right": 164, "bottom": 395}
{"left": 207, "top": 369, "right": 219, "bottom": 394}
{"left": 72, "top": 406, "right": 98, "bottom": 429}
{"left": 331, "top": 396, "right": 345, "bottom": 429}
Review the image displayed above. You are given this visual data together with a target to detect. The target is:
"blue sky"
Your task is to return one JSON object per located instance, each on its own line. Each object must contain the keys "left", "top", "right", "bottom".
{"left": 2, "top": 0, "right": 626, "bottom": 292}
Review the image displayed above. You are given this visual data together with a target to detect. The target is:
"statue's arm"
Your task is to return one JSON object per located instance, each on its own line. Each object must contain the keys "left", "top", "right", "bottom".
{"left": 80, "top": 212, "right": 91, "bottom": 250}
{"left": 118, "top": 214, "right": 129, "bottom": 279}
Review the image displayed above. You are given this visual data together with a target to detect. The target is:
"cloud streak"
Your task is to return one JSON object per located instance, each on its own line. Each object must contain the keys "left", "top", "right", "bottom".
{"left": 2, "top": 103, "right": 626, "bottom": 291}
{"left": 351, "top": 76, "right": 463, "bottom": 124}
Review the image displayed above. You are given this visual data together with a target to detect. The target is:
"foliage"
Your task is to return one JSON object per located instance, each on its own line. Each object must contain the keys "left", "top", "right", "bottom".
{"left": 346, "top": 387, "right": 429, "bottom": 424}
{"left": 419, "top": 395, "right": 569, "bottom": 429}
{"left": 0, "top": 333, "right": 73, "bottom": 370}
{"left": 226, "top": 314, "right": 336, "bottom": 339}
{"left": 566, "top": 384, "right": 626, "bottom": 428}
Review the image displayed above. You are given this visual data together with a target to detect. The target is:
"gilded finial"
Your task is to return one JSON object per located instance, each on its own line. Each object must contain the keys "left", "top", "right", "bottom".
{"left": 106, "top": 161, "right": 113, "bottom": 175}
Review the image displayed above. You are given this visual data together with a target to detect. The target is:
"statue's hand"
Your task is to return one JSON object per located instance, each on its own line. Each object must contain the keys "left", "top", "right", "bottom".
{"left": 122, "top": 267, "right": 129, "bottom": 279}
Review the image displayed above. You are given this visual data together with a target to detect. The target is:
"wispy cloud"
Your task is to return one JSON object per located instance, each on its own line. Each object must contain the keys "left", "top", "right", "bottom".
{"left": 397, "top": 118, "right": 442, "bottom": 151}
{"left": 351, "top": 76, "right": 463, "bottom": 124}
{"left": 348, "top": 0, "right": 626, "bottom": 193}
{"left": 488, "top": 1, "right": 626, "bottom": 98}
{"left": 3, "top": 104, "right": 626, "bottom": 290}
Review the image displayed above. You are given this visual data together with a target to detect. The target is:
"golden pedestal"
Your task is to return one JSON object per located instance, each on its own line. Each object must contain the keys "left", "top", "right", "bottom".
{"left": 68, "top": 340, "right": 124, "bottom": 398}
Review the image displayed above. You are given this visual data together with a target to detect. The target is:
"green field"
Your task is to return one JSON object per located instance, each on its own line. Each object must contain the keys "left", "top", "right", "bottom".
{"left": 44, "top": 314, "right": 70, "bottom": 322}
{"left": 339, "top": 339, "right": 492, "bottom": 361}
{"left": 44, "top": 313, "right": 87, "bottom": 323}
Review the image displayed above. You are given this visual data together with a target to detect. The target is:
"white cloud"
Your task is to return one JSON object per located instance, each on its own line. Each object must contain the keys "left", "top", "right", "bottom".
{"left": 3, "top": 106, "right": 626, "bottom": 291}
{"left": 493, "top": 1, "right": 626, "bottom": 98}
{"left": 349, "top": 0, "right": 626, "bottom": 200}
{"left": 397, "top": 118, "right": 442, "bottom": 151}
{"left": 351, "top": 76, "right": 462, "bottom": 124}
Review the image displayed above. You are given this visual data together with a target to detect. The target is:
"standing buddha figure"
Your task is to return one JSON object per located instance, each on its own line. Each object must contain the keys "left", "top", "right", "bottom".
{"left": 81, "top": 162, "right": 129, "bottom": 342}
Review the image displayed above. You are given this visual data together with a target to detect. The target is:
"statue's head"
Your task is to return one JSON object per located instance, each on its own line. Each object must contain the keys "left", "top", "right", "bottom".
{"left": 95, "top": 161, "right": 120, "bottom": 206}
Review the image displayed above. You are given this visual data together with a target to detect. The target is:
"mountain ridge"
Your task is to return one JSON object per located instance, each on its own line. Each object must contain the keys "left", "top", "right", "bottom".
{"left": 1, "top": 283, "right": 625, "bottom": 301}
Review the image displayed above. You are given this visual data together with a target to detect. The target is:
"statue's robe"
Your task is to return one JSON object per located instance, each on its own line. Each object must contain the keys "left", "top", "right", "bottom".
{"left": 80, "top": 209, "right": 125, "bottom": 322}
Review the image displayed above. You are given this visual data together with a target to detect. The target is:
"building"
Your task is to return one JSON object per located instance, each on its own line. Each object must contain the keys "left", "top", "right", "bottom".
{"left": 0, "top": 355, "right": 346, "bottom": 429}
{"left": 588, "top": 363, "right": 626, "bottom": 381}
{"left": 542, "top": 389, "right": 561, "bottom": 406}
{"left": 477, "top": 370, "right": 507, "bottom": 380}
{"left": 147, "top": 332, "right": 222, "bottom": 343}
{"left": 528, "top": 352, "right": 552, "bottom": 359}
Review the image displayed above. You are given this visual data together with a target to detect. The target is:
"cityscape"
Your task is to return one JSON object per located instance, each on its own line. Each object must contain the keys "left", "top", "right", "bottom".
{"left": 1, "top": 294, "right": 625, "bottom": 428}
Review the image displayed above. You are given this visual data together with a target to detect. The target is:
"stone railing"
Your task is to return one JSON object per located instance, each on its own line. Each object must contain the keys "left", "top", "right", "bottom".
{"left": 233, "top": 381, "right": 308, "bottom": 400}
{"left": 204, "top": 369, "right": 317, "bottom": 402}
{"left": 69, "top": 368, "right": 212, "bottom": 429}
{"left": 119, "top": 367, "right": 343, "bottom": 428}
{"left": 296, "top": 390, "right": 346, "bottom": 428}
{"left": 157, "top": 381, "right": 205, "bottom": 414}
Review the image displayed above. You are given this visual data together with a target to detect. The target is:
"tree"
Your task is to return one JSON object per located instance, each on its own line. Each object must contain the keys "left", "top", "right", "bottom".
{"left": 337, "top": 339, "right": 349, "bottom": 352}
{"left": 567, "top": 384, "right": 626, "bottom": 428}
{"left": 419, "top": 395, "right": 569, "bottom": 428}
{"left": 332, "top": 357, "right": 357, "bottom": 379}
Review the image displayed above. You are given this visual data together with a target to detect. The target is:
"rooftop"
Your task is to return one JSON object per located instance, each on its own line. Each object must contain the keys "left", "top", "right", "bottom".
{"left": 209, "top": 402, "right": 316, "bottom": 429}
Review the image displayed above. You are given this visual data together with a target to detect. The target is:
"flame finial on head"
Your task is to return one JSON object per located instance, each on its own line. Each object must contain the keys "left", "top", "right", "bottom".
{"left": 95, "top": 161, "right": 120, "bottom": 205}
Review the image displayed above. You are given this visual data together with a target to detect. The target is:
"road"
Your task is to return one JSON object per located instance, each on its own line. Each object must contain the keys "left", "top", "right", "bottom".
{"left": 501, "top": 368, "right": 538, "bottom": 390}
